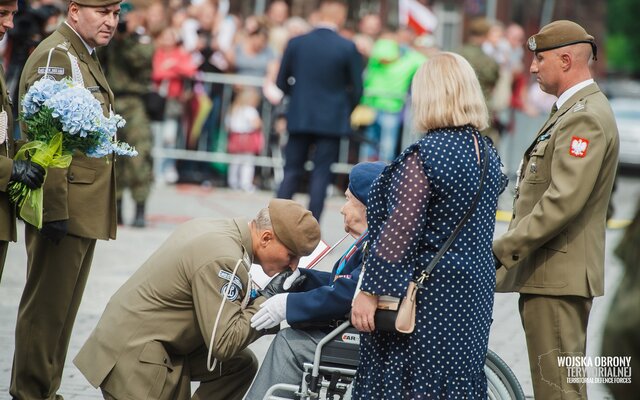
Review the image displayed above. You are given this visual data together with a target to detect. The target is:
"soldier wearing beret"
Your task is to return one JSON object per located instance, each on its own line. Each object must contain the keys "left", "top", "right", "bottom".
{"left": 493, "top": 20, "right": 619, "bottom": 399}
{"left": 74, "top": 199, "right": 321, "bottom": 400}
{"left": 0, "top": 0, "right": 45, "bottom": 284}
{"left": 246, "top": 161, "right": 386, "bottom": 399}
{"left": 11, "top": 0, "right": 122, "bottom": 398}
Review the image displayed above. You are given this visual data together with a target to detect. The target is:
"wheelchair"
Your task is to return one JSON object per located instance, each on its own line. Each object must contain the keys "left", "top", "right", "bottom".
{"left": 264, "top": 321, "right": 525, "bottom": 400}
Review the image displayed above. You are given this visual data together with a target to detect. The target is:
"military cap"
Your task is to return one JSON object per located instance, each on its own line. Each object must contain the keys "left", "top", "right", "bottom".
{"left": 527, "top": 20, "right": 597, "bottom": 59}
{"left": 468, "top": 17, "right": 492, "bottom": 37}
{"left": 71, "top": 0, "right": 122, "bottom": 7}
{"left": 268, "top": 199, "right": 321, "bottom": 257}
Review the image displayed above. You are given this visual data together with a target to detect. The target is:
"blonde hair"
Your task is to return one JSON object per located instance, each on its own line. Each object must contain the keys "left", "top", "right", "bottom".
{"left": 411, "top": 52, "right": 489, "bottom": 132}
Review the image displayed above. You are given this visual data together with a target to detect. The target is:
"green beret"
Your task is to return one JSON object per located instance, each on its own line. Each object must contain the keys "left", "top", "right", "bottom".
{"left": 71, "top": 0, "right": 122, "bottom": 7}
{"left": 268, "top": 199, "right": 321, "bottom": 257}
{"left": 527, "top": 20, "right": 597, "bottom": 59}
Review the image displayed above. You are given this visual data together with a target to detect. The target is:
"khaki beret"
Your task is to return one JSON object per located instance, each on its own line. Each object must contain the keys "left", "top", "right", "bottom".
{"left": 71, "top": 0, "right": 122, "bottom": 7}
{"left": 268, "top": 199, "right": 321, "bottom": 257}
{"left": 0, "top": 0, "right": 16, "bottom": 6}
{"left": 527, "top": 20, "right": 597, "bottom": 59}
{"left": 468, "top": 17, "right": 492, "bottom": 37}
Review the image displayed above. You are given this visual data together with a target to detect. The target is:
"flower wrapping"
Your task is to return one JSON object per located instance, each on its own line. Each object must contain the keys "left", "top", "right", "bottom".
{"left": 9, "top": 77, "right": 137, "bottom": 228}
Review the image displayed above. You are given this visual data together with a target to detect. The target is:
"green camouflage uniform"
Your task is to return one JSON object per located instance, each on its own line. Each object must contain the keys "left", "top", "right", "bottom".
{"left": 104, "top": 33, "right": 154, "bottom": 203}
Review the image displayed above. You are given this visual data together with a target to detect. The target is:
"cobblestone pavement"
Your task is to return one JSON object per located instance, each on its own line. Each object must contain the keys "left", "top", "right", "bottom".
{"left": 1, "top": 177, "right": 636, "bottom": 399}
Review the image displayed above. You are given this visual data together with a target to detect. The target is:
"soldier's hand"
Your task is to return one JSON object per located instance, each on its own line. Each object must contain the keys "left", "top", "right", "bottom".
{"left": 40, "top": 220, "right": 68, "bottom": 245}
{"left": 258, "top": 269, "right": 307, "bottom": 299}
{"left": 282, "top": 268, "right": 306, "bottom": 292}
{"left": 11, "top": 160, "right": 45, "bottom": 189}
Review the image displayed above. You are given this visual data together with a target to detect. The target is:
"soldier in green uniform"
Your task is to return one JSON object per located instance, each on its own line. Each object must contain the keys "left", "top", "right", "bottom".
{"left": 12, "top": 0, "right": 122, "bottom": 398}
{"left": 493, "top": 21, "right": 619, "bottom": 400}
{"left": 74, "top": 199, "right": 320, "bottom": 400}
{"left": 104, "top": 0, "right": 154, "bottom": 227}
{"left": 458, "top": 17, "right": 501, "bottom": 145}
{"left": 0, "top": 0, "right": 45, "bottom": 283}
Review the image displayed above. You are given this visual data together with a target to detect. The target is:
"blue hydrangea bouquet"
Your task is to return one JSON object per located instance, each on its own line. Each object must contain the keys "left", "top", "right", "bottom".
{"left": 9, "top": 77, "right": 137, "bottom": 228}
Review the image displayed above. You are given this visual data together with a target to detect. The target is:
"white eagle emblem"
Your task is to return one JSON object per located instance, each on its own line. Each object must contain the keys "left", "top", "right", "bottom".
{"left": 569, "top": 136, "right": 589, "bottom": 158}
{"left": 528, "top": 37, "right": 537, "bottom": 51}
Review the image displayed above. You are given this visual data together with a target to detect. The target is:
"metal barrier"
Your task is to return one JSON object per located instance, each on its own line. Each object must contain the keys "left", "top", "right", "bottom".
{"left": 150, "top": 71, "right": 415, "bottom": 184}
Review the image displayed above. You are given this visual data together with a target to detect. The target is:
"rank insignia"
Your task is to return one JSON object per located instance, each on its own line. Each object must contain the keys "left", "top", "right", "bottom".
{"left": 569, "top": 136, "right": 589, "bottom": 158}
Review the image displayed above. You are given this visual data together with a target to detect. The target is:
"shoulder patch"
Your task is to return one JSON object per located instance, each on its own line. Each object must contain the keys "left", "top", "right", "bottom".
{"left": 37, "top": 67, "right": 65, "bottom": 76}
{"left": 220, "top": 282, "right": 240, "bottom": 301}
{"left": 569, "top": 136, "right": 589, "bottom": 158}
{"left": 218, "top": 270, "right": 243, "bottom": 291}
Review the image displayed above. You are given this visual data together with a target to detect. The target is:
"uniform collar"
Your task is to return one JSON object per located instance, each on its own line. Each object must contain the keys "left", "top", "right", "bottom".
{"left": 233, "top": 218, "right": 254, "bottom": 268}
{"left": 64, "top": 21, "right": 96, "bottom": 56}
{"left": 556, "top": 79, "right": 594, "bottom": 109}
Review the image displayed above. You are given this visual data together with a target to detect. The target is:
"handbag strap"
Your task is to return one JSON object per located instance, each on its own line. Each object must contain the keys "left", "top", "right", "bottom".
{"left": 416, "top": 134, "right": 489, "bottom": 288}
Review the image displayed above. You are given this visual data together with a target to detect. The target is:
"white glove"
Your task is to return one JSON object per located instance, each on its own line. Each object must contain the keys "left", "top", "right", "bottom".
{"left": 283, "top": 268, "right": 301, "bottom": 291}
{"left": 251, "top": 293, "right": 288, "bottom": 330}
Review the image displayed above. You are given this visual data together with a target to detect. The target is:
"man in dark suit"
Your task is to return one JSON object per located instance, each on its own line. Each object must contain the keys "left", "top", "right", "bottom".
{"left": 12, "top": 0, "right": 121, "bottom": 397}
{"left": 245, "top": 161, "right": 385, "bottom": 399}
{"left": 275, "top": 0, "right": 362, "bottom": 221}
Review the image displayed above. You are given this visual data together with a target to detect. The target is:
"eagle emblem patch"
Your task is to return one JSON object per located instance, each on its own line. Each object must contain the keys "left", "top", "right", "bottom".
{"left": 569, "top": 136, "right": 589, "bottom": 158}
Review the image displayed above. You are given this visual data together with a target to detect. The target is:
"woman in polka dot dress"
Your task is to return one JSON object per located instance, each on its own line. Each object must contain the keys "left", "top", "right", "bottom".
{"left": 351, "top": 52, "right": 507, "bottom": 399}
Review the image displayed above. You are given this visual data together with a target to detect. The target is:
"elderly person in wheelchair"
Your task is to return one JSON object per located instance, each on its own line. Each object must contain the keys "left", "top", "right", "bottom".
{"left": 245, "top": 161, "right": 386, "bottom": 400}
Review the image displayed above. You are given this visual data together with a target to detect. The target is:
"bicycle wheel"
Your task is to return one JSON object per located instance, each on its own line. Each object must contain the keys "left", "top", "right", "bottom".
{"left": 485, "top": 349, "right": 526, "bottom": 400}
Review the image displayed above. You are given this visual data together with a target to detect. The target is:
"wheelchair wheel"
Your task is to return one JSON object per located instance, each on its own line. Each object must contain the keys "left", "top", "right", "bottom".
{"left": 484, "top": 349, "right": 526, "bottom": 400}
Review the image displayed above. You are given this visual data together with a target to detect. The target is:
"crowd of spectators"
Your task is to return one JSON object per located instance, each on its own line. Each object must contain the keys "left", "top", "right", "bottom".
{"left": 0, "top": 0, "right": 549, "bottom": 191}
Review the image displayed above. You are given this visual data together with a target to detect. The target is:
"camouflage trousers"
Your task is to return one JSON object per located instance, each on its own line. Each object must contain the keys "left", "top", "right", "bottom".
{"left": 114, "top": 96, "right": 153, "bottom": 203}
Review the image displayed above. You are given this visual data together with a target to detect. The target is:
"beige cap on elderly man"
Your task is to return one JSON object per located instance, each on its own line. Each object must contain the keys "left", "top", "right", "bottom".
{"left": 268, "top": 199, "right": 321, "bottom": 257}
{"left": 71, "top": 0, "right": 122, "bottom": 7}
{"left": 527, "top": 20, "right": 597, "bottom": 59}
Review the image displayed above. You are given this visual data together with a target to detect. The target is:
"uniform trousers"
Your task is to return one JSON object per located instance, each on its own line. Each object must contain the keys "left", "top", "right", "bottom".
{"left": 519, "top": 294, "right": 592, "bottom": 400}
{"left": 245, "top": 328, "right": 326, "bottom": 400}
{"left": 11, "top": 224, "right": 96, "bottom": 400}
{"left": 101, "top": 347, "right": 257, "bottom": 400}
{"left": 0, "top": 240, "right": 8, "bottom": 283}
{"left": 276, "top": 133, "right": 341, "bottom": 221}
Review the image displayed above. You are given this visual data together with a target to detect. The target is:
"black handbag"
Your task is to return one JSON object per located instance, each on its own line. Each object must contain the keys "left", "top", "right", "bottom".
{"left": 373, "top": 136, "right": 490, "bottom": 334}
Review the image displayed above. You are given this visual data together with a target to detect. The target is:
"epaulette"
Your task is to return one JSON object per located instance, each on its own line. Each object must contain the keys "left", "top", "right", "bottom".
{"left": 572, "top": 99, "right": 587, "bottom": 113}
{"left": 55, "top": 40, "right": 71, "bottom": 51}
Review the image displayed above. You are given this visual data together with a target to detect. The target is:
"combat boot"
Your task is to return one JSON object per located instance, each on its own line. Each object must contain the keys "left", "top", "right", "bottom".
{"left": 132, "top": 202, "right": 146, "bottom": 228}
{"left": 117, "top": 199, "right": 124, "bottom": 225}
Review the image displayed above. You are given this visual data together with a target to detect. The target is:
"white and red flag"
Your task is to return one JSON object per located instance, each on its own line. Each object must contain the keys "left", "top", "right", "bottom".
{"left": 399, "top": 0, "right": 438, "bottom": 35}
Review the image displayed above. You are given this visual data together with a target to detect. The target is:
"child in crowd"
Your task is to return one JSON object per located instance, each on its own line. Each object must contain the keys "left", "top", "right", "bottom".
{"left": 225, "top": 87, "right": 264, "bottom": 192}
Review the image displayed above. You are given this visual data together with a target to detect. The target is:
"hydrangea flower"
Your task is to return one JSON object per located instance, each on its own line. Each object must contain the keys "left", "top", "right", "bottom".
{"left": 20, "top": 77, "right": 135, "bottom": 157}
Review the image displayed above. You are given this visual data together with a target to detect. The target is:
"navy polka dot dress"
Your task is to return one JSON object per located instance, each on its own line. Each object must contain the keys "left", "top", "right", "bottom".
{"left": 354, "top": 126, "right": 506, "bottom": 399}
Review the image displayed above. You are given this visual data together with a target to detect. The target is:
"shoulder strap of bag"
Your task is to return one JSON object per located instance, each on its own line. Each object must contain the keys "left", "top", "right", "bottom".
{"left": 416, "top": 134, "right": 489, "bottom": 288}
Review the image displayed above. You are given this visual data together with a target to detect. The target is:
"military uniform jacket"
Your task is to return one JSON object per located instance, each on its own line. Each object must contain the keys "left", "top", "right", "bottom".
{"left": 74, "top": 218, "right": 266, "bottom": 399}
{"left": 19, "top": 22, "right": 117, "bottom": 239}
{"left": 287, "top": 233, "right": 367, "bottom": 326}
{"left": 494, "top": 83, "right": 619, "bottom": 297}
{"left": 0, "top": 64, "right": 16, "bottom": 242}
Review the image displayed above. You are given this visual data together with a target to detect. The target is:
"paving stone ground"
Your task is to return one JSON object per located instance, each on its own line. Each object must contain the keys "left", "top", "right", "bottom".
{"left": 1, "top": 177, "right": 636, "bottom": 399}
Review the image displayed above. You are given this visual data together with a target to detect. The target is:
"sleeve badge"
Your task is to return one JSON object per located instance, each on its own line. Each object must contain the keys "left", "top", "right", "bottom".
{"left": 569, "top": 136, "right": 589, "bottom": 158}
